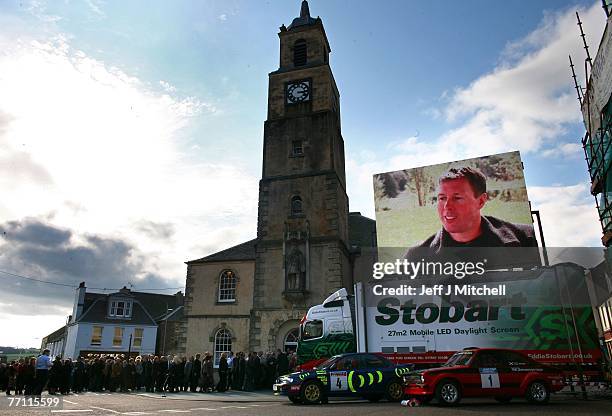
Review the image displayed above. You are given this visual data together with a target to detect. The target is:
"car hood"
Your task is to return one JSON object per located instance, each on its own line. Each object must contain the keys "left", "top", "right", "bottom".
{"left": 415, "top": 365, "right": 471, "bottom": 375}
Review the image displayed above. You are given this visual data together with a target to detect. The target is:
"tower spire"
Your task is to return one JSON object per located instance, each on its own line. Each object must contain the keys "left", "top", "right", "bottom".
{"left": 300, "top": 0, "right": 311, "bottom": 19}
{"left": 287, "top": 0, "right": 317, "bottom": 30}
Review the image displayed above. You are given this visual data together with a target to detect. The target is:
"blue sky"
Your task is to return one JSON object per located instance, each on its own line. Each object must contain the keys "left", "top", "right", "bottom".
{"left": 0, "top": 0, "right": 609, "bottom": 346}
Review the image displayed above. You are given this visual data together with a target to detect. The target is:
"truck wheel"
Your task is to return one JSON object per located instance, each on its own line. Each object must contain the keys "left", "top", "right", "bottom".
{"left": 526, "top": 381, "right": 549, "bottom": 404}
{"left": 288, "top": 396, "right": 301, "bottom": 404}
{"left": 435, "top": 380, "right": 461, "bottom": 406}
{"left": 385, "top": 381, "right": 404, "bottom": 402}
{"left": 300, "top": 381, "right": 322, "bottom": 405}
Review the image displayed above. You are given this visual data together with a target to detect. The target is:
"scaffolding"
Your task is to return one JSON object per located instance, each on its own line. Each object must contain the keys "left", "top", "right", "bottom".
{"left": 572, "top": 4, "right": 612, "bottom": 246}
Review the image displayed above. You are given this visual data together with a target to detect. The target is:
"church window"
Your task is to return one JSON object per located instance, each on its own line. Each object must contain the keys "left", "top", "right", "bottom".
{"left": 292, "top": 140, "right": 304, "bottom": 156}
{"left": 218, "top": 270, "right": 236, "bottom": 302}
{"left": 284, "top": 328, "right": 299, "bottom": 352}
{"left": 290, "top": 196, "right": 303, "bottom": 216}
{"left": 213, "top": 328, "right": 232, "bottom": 367}
{"left": 293, "top": 39, "right": 307, "bottom": 66}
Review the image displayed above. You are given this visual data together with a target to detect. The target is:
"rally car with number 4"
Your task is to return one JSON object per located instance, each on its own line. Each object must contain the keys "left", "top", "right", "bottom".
{"left": 273, "top": 353, "right": 412, "bottom": 404}
{"left": 403, "top": 348, "right": 565, "bottom": 406}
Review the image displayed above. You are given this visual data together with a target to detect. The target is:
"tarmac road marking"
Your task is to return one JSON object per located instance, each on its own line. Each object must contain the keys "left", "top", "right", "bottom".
{"left": 51, "top": 411, "right": 93, "bottom": 413}
{"left": 90, "top": 406, "right": 121, "bottom": 413}
{"left": 158, "top": 411, "right": 191, "bottom": 413}
{"left": 122, "top": 413, "right": 153, "bottom": 415}
{"left": 64, "top": 400, "right": 79, "bottom": 405}
{"left": 188, "top": 408, "right": 216, "bottom": 411}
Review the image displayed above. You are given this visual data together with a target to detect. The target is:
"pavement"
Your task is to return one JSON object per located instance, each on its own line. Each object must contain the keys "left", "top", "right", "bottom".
{"left": 1, "top": 391, "right": 612, "bottom": 416}
{"left": 133, "top": 390, "right": 285, "bottom": 402}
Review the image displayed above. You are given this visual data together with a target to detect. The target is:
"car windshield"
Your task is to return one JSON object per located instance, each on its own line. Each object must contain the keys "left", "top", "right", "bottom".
{"left": 442, "top": 352, "right": 473, "bottom": 367}
{"left": 314, "top": 356, "right": 339, "bottom": 370}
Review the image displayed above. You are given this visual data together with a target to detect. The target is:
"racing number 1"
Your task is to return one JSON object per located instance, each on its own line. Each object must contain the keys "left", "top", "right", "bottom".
{"left": 479, "top": 368, "right": 500, "bottom": 389}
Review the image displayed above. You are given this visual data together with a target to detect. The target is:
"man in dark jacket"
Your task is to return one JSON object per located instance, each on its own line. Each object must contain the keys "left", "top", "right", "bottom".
{"left": 183, "top": 357, "right": 193, "bottom": 392}
{"left": 276, "top": 349, "right": 288, "bottom": 377}
{"left": 190, "top": 354, "right": 201, "bottom": 392}
{"left": 143, "top": 355, "right": 153, "bottom": 392}
{"left": 412, "top": 167, "right": 536, "bottom": 248}
{"left": 405, "top": 167, "right": 538, "bottom": 268}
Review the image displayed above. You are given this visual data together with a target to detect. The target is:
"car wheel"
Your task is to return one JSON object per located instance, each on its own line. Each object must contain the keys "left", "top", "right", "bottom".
{"left": 435, "top": 380, "right": 461, "bottom": 406}
{"left": 300, "top": 381, "right": 322, "bottom": 405}
{"left": 385, "top": 381, "right": 404, "bottom": 402}
{"left": 526, "top": 381, "right": 550, "bottom": 404}
{"left": 288, "top": 396, "right": 302, "bottom": 404}
{"left": 494, "top": 396, "right": 512, "bottom": 403}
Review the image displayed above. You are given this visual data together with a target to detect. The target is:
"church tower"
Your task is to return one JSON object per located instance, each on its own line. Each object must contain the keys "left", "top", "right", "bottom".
{"left": 250, "top": 1, "right": 352, "bottom": 350}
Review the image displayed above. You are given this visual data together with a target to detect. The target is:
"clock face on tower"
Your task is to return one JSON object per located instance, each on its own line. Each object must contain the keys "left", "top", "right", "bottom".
{"left": 286, "top": 80, "right": 311, "bottom": 104}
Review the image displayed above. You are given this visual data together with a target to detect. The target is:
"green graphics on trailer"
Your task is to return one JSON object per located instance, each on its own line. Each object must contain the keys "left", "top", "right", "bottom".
{"left": 368, "top": 264, "right": 600, "bottom": 361}
{"left": 297, "top": 333, "right": 356, "bottom": 364}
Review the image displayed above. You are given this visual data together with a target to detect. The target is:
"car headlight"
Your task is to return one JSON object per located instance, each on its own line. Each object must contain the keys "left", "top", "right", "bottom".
{"left": 403, "top": 374, "right": 425, "bottom": 385}
{"left": 279, "top": 376, "right": 294, "bottom": 384}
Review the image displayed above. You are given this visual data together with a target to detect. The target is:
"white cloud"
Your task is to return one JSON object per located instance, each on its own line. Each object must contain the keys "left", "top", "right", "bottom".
{"left": 0, "top": 312, "right": 68, "bottom": 347}
{"left": 218, "top": 14, "right": 228, "bottom": 21}
{"left": 528, "top": 183, "right": 601, "bottom": 246}
{"left": 347, "top": 4, "right": 605, "bottom": 248}
{"left": 438, "top": 3, "right": 605, "bottom": 158}
{"left": 159, "top": 80, "right": 177, "bottom": 93}
{"left": 541, "top": 142, "right": 583, "bottom": 158}
{"left": 0, "top": 31, "right": 259, "bottom": 346}
{"left": 26, "top": 0, "right": 62, "bottom": 23}
{"left": 86, "top": 0, "right": 106, "bottom": 18}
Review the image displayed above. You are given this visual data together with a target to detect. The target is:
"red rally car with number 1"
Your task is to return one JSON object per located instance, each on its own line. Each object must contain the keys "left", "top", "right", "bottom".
{"left": 403, "top": 348, "right": 565, "bottom": 406}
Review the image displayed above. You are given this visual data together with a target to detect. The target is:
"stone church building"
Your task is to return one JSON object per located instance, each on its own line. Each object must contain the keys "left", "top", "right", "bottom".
{"left": 182, "top": 1, "right": 376, "bottom": 363}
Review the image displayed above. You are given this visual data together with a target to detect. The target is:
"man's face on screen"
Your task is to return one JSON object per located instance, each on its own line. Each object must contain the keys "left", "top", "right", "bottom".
{"left": 437, "top": 178, "right": 487, "bottom": 240}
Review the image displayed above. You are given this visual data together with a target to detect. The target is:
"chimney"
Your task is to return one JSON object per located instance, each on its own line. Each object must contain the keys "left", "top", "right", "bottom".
{"left": 71, "top": 282, "right": 86, "bottom": 323}
{"left": 175, "top": 291, "right": 184, "bottom": 306}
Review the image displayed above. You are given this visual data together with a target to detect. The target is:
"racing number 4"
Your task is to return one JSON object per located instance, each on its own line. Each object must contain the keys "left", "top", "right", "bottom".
{"left": 330, "top": 371, "right": 348, "bottom": 392}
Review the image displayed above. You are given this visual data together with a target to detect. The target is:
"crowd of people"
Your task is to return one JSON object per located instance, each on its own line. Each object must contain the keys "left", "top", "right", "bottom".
{"left": 0, "top": 348, "right": 298, "bottom": 396}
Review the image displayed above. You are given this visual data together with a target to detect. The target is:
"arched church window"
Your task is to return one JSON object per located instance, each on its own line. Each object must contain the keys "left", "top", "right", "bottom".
{"left": 213, "top": 328, "right": 232, "bottom": 367}
{"left": 284, "top": 328, "right": 299, "bottom": 352}
{"left": 218, "top": 270, "right": 236, "bottom": 302}
{"left": 294, "top": 39, "right": 307, "bottom": 67}
{"left": 290, "top": 196, "right": 303, "bottom": 216}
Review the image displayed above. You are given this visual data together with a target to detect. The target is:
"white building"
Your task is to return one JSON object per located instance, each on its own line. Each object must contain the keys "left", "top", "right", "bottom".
{"left": 42, "top": 283, "right": 184, "bottom": 359}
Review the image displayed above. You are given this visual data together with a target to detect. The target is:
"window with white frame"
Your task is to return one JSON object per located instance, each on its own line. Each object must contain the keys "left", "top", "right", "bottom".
{"left": 90, "top": 326, "right": 103, "bottom": 346}
{"left": 218, "top": 270, "right": 236, "bottom": 302}
{"left": 109, "top": 299, "right": 133, "bottom": 318}
{"left": 133, "top": 328, "right": 144, "bottom": 348}
{"left": 213, "top": 328, "right": 232, "bottom": 367}
{"left": 113, "top": 327, "right": 124, "bottom": 347}
{"left": 284, "top": 328, "right": 299, "bottom": 352}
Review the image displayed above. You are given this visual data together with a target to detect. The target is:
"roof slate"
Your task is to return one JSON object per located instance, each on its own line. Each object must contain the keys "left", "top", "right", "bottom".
{"left": 77, "top": 291, "right": 183, "bottom": 325}
{"left": 44, "top": 326, "right": 66, "bottom": 343}
{"left": 187, "top": 239, "right": 257, "bottom": 264}
{"left": 348, "top": 212, "right": 377, "bottom": 248}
